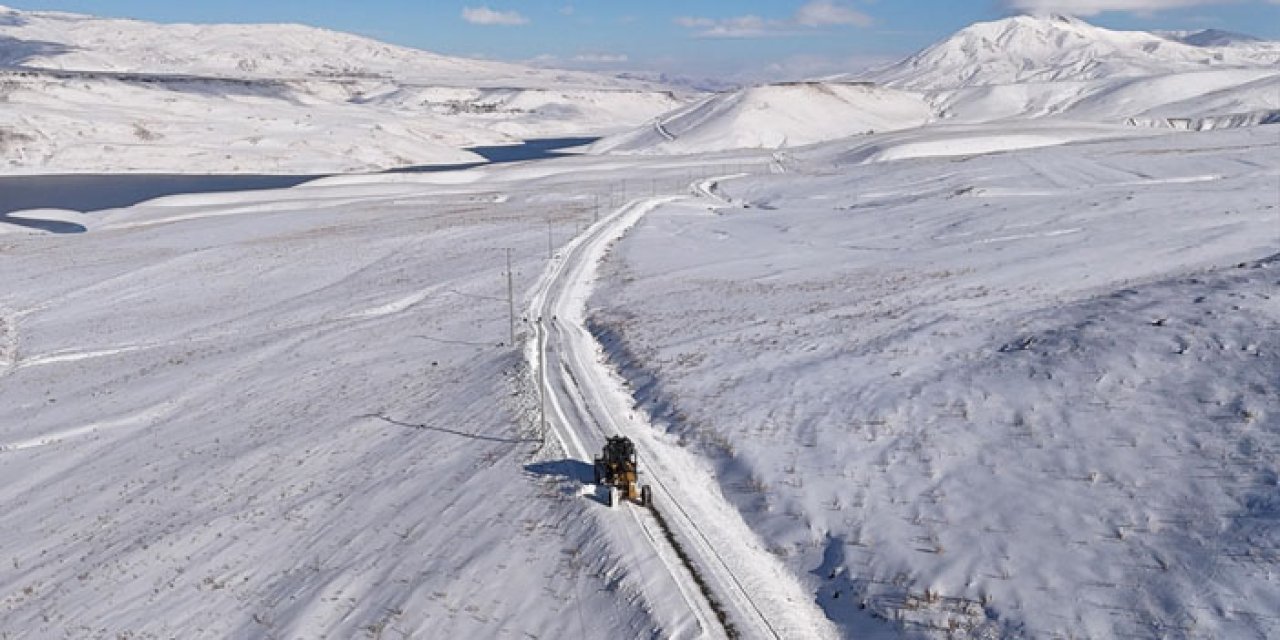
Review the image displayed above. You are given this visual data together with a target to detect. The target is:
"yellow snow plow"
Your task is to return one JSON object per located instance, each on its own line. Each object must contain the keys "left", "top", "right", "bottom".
{"left": 593, "top": 436, "right": 651, "bottom": 508}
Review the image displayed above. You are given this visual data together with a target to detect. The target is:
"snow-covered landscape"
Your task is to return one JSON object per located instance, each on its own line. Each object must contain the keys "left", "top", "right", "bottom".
{"left": 0, "top": 5, "right": 683, "bottom": 173}
{"left": 1, "top": 3, "right": 1277, "bottom": 639}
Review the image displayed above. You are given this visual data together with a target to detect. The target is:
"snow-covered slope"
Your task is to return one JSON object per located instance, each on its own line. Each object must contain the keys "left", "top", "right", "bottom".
{"left": 0, "top": 157, "right": 750, "bottom": 638}
{"left": 591, "top": 16, "right": 1280, "bottom": 158}
{"left": 929, "top": 68, "right": 1280, "bottom": 126}
{"left": 0, "top": 72, "right": 487, "bottom": 173}
{"left": 0, "top": 71, "right": 686, "bottom": 174}
{"left": 0, "top": 5, "right": 686, "bottom": 174}
{"left": 871, "top": 13, "right": 1280, "bottom": 91}
{"left": 591, "top": 82, "right": 933, "bottom": 155}
{"left": 589, "top": 125, "right": 1280, "bottom": 638}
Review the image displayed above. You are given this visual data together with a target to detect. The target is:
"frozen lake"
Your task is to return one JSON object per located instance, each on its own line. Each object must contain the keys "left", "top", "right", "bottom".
{"left": 0, "top": 137, "right": 597, "bottom": 218}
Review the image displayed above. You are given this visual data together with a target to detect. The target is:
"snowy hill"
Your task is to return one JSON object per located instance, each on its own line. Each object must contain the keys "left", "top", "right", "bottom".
{"left": 0, "top": 4, "right": 642, "bottom": 89}
{"left": 870, "top": 14, "right": 1280, "bottom": 91}
{"left": 928, "top": 68, "right": 1280, "bottom": 127}
{"left": 0, "top": 161, "right": 720, "bottom": 638}
{"left": 590, "top": 16, "right": 1280, "bottom": 158}
{"left": 0, "top": 5, "right": 685, "bottom": 174}
{"left": 589, "top": 124, "right": 1280, "bottom": 639}
{"left": 845, "top": 15, "right": 1280, "bottom": 132}
{"left": 591, "top": 82, "right": 933, "bottom": 155}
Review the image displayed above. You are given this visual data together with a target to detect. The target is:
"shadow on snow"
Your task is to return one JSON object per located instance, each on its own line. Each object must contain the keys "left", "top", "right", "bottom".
{"left": 366, "top": 413, "right": 539, "bottom": 445}
{"left": 0, "top": 213, "right": 85, "bottom": 234}
{"left": 524, "top": 458, "right": 611, "bottom": 506}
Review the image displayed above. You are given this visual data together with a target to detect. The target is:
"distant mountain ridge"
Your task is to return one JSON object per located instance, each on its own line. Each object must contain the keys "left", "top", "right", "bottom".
{"left": 868, "top": 14, "right": 1280, "bottom": 91}
{"left": 0, "top": 4, "right": 652, "bottom": 90}
{"left": 593, "top": 14, "right": 1280, "bottom": 157}
{"left": 1161, "top": 28, "right": 1265, "bottom": 47}
{"left": 0, "top": 5, "right": 686, "bottom": 174}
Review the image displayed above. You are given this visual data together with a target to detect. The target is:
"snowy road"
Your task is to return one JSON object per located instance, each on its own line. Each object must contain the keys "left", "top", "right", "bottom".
{"left": 526, "top": 190, "right": 839, "bottom": 640}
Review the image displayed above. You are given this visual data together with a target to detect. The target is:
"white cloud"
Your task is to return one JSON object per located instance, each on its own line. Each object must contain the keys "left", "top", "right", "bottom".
{"left": 573, "top": 52, "right": 629, "bottom": 63}
{"left": 525, "top": 52, "right": 630, "bottom": 69}
{"left": 461, "top": 6, "right": 529, "bottom": 26}
{"left": 559, "top": 5, "right": 575, "bottom": 16}
{"left": 700, "top": 15, "right": 782, "bottom": 38}
{"left": 676, "top": 1, "right": 872, "bottom": 38}
{"left": 796, "top": 0, "right": 874, "bottom": 27}
{"left": 1004, "top": 0, "right": 1236, "bottom": 15}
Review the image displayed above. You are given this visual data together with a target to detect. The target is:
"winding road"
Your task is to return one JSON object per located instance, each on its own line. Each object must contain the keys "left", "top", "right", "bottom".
{"left": 526, "top": 186, "right": 839, "bottom": 640}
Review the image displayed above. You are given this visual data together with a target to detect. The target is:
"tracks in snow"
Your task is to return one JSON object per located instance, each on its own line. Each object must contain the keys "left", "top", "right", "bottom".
{"left": 654, "top": 119, "right": 677, "bottom": 142}
{"left": 526, "top": 188, "right": 838, "bottom": 640}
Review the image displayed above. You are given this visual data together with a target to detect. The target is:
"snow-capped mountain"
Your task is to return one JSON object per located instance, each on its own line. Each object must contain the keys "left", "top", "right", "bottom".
{"left": 592, "top": 15, "right": 1280, "bottom": 157}
{"left": 0, "top": 4, "right": 646, "bottom": 89}
{"left": 0, "top": 5, "right": 686, "bottom": 174}
{"left": 870, "top": 14, "right": 1280, "bottom": 91}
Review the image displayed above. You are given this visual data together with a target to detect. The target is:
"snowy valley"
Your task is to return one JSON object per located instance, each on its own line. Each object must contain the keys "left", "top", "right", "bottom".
{"left": 1, "top": 5, "right": 1278, "bottom": 640}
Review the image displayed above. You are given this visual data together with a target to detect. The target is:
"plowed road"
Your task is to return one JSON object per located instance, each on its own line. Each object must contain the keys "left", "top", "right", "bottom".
{"left": 526, "top": 187, "right": 839, "bottom": 640}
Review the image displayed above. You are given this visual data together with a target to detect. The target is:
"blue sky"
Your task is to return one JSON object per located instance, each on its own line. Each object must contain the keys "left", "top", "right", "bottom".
{"left": 7, "top": 1, "right": 1280, "bottom": 81}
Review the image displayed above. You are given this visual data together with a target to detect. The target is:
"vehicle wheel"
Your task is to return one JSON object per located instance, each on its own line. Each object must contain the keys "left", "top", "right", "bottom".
{"left": 641, "top": 485, "right": 652, "bottom": 507}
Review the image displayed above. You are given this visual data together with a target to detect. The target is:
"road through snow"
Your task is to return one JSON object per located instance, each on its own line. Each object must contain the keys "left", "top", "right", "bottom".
{"left": 526, "top": 190, "right": 840, "bottom": 640}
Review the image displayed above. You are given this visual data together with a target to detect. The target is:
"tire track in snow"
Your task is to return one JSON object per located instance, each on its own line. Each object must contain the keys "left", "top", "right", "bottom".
{"left": 12, "top": 279, "right": 443, "bottom": 371}
{"left": 654, "top": 119, "right": 677, "bottom": 142}
{"left": 0, "top": 402, "right": 175, "bottom": 452}
{"left": 2, "top": 272, "right": 442, "bottom": 454}
{"left": 1, "top": 300, "right": 374, "bottom": 454}
{"left": 17, "top": 344, "right": 152, "bottom": 369}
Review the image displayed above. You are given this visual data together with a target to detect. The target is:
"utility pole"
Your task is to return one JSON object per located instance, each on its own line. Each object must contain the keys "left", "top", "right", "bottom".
{"left": 538, "top": 327, "right": 548, "bottom": 434}
{"left": 505, "top": 248, "right": 515, "bottom": 347}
